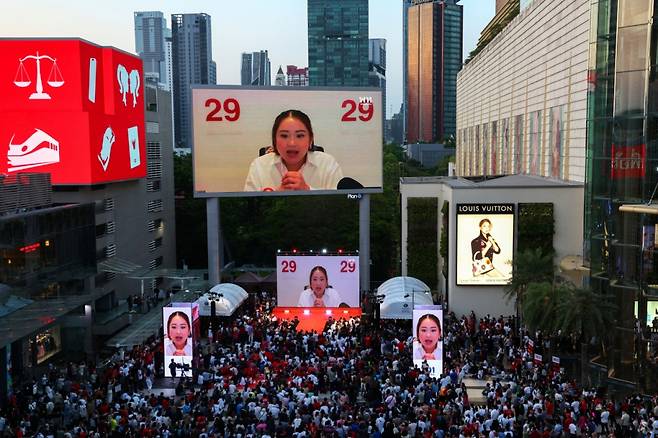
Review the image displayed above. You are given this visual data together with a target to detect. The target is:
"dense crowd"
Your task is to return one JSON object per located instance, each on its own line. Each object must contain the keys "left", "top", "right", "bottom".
{"left": 1, "top": 298, "right": 658, "bottom": 437}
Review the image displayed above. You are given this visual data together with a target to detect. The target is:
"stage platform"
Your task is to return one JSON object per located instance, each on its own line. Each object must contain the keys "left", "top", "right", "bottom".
{"left": 272, "top": 307, "right": 362, "bottom": 332}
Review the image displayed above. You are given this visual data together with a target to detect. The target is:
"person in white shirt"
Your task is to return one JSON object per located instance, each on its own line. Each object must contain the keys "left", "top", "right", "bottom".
{"left": 244, "top": 109, "right": 343, "bottom": 192}
{"left": 297, "top": 266, "right": 344, "bottom": 307}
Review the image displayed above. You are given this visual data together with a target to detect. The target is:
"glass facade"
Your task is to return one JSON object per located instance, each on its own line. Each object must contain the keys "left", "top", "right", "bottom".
{"left": 0, "top": 204, "right": 96, "bottom": 300}
{"left": 307, "top": 0, "right": 369, "bottom": 87}
{"left": 586, "top": 0, "right": 658, "bottom": 390}
{"left": 406, "top": 0, "right": 463, "bottom": 143}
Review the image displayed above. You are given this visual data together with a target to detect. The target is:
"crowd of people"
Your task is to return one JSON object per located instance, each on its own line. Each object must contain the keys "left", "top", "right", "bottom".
{"left": 1, "top": 297, "right": 658, "bottom": 437}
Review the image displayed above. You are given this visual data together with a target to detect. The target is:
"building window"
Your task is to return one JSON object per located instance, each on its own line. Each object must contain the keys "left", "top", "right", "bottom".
{"left": 147, "top": 180, "right": 161, "bottom": 192}
{"left": 148, "top": 237, "right": 163, "bottom": 252}
{"left": 104, "top": 198, "right": 114, "bottom": 211}
{"left": 149, "top": 256, "right": 163, "bottom": 269}
{"left": 148, "top": 218, "right": 164, "bottom": 232}
{"left": 147, "top": 142, "right": 162, "bottom": 160}
{"left": 147, "top": 200, "right": 163, "bottom": 212}
{"left": 105, "top": 243, "right": 117, "bottom": 258}
{"left": 147, "top": 161, "right": 162, "bottom": 179}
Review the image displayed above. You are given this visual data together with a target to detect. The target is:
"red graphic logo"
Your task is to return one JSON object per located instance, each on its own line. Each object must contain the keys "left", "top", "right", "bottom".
{"left": 611, "top": 144, "right": 645, "bottom": 179}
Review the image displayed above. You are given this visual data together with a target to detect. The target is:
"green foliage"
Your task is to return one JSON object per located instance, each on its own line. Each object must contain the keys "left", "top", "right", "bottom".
{"left": 555, "top": 286, "right": 617, "bottom": 343}
{"left": 173, "top": 152, "right": 207, "bottom": 267}
{"left": 439, "top": 201, "right": 449, "bottom": 279}
{"left": 522, "top": 282, "right": 569, "bottom": 333}
{"left": 517, "top": 203, "right": 555, "bottom": 256}
{"left": 407, "top": 198, "right": 438, "bottom": 289}
{"left": 430, "top": 155, "right": 455, "bottom": 177}
{"left": 504, "top": 247, "right": 554, "bottom": 303}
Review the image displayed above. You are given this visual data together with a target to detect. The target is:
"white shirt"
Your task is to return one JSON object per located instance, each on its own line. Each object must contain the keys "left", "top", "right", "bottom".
{"left": 164, "top": 338, "right": 193, "bottom": 357}
{"left": 244, "top": 151, "right": 343, "bottom": 191}
{"left": 297, "top": 287, "right": 343, "bottom": 307}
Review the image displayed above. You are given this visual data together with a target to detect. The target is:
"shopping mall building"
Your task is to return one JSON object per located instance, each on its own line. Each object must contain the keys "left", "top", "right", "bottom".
{"left": 453, "top": 0, "right": 658, "bottom": 391}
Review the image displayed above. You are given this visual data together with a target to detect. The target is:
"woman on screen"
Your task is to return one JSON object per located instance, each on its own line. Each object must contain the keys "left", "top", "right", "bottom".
{"left": 164, "top": 311, "right": 192, "bottom": 357}
{"left": 470, "top": 218, "right": 503, "bottom": 277}
{"left": 413, "top": 313, "right": 442, "bottom": 361}
{"left": 243, "top": 109, "right": 343, "bottom": 192}
{"left": 297, "top": 265, "right": 344, "bottom": 307}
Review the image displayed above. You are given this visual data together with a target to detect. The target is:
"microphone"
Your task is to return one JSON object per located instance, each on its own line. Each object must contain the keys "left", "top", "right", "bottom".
{"left": 337, "top": 177, "right": 363, "bottom": 190}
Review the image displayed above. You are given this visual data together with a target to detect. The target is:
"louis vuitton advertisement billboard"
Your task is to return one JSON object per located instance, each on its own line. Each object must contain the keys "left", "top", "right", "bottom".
{"left": 456, "top": 203, "right": 515, "bottom": 286}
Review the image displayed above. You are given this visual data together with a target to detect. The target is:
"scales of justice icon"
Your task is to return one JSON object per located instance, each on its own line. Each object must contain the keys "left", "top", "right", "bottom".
{"left": 13, "top": 51, "right": 65, "bottom": 100}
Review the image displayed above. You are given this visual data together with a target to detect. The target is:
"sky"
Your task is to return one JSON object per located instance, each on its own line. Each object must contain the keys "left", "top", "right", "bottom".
{"left": 0, "top": 0, "right": 494, "bottom": 119}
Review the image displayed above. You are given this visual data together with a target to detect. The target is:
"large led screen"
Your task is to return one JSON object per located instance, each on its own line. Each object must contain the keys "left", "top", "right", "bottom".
{"left": 412, "top": 307, "right": 443, "bottom": 378}
{"left": 192, "top": 86, "right": 383, "bottom": 197}
{"left": 456, "top": 204, "right": 514, "bottom": 285}
{"left": 276, "top": 255, "right": 360, "bottom": 307}
{"left": 163, "top": 306, "right": 194, "bottom": 378}
{"left": 0, "top": 39, "right": 146, "bottom": 185}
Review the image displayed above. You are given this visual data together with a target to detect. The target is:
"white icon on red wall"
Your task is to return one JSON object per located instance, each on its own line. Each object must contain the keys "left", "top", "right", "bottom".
{"left": 98, "top": 127, "right": 115, "bottom": 171}
{"left": 8, "top": 129, "right": 60, "bottom": 171}
{"left": 13, "top": 52, "right": 65, "bottom": 100}
{"left": 127, "top": 126, "right": 140, "bottom": 168}
{"left": 117, "top": 64, "right": 140, "bottom": 107}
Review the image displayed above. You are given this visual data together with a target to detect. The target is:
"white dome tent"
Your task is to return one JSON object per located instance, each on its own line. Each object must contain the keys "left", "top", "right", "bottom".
{"left": 377, "top": 276, "right": 434, "bottom": 319}
{"left": 196, "top": 283, "right": 249, "bottom": 317}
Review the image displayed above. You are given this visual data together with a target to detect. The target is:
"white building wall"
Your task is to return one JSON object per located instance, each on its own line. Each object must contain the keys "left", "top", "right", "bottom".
{"left": 456, "top": 0, "right": 590, "bottom": 182}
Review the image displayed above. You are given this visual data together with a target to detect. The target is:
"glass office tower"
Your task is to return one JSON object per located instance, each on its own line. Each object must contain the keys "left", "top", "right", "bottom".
{"left": 406, "top": 0, "right": 463, "bottom": 143}
{"left": 586, "top": 0, "right": 658, "bottom": 391}
{"left": 307, "top": 0, "right": 369, "bottom": 86}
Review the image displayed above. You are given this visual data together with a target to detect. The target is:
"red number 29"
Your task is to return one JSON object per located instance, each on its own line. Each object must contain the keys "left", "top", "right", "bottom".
{"left": 340, "top": 260, "right": 356, "bottom": 272}
{"left": 205, "top": 98, "right": 241, "bottom": 122}
{"left": 281, "top": 260, "right": 297, "bottom": 273}
{"left": 341, "top": 99, "right": 374, "bottom": 122}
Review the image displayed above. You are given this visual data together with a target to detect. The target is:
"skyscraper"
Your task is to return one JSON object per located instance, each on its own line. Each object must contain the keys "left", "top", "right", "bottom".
{"left": 134, "top": 11, "right": 170, "bottom": 90}
{"left": 274, "top": 66, "right": 286, "bottom": 86}
{"left": 171, "top": 13, "right": 215, "bottom": 149}
{"left": 406, "top": 0, "right": 463, "bottom": 143}
{"left": 241, "top": 50, "right": 271, "bottom": 86}
{"left": 369, "top": 38, "right": 387, "bottom": 128}
{"left": 307, "top": 0, "right": 369, "bottom": 86}
{"left": 241, "top": 53, "right": 252, "bottom": 85}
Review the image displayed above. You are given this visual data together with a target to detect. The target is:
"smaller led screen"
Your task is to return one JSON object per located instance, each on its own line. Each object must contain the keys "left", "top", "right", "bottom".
{"left": 456, "top": 203, "right": 514, "bottom": 285}
{"left": 163, "top": 306, "right": 194, "bottom": 378}
{"left": 276, "top": 255, "right": 360, "bottom": 308}
{"left": 412, "top": 307, "right": 443, "bottom": 378}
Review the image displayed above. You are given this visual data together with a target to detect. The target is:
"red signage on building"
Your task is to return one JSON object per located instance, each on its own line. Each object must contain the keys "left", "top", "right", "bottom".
{"left": 0, "top": 39, "right": 146, "bottom": 185}
{"left": 611, "top": 144, "right": 645, "bottom": 179}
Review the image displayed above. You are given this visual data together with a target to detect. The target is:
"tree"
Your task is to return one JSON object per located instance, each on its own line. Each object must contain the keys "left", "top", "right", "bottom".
{"left": 554, "top": 286, "right": 616, "bottom": 386}
{"left": 521, "top": 282, "right": 568, "bottom": 334}
{"left": 504, "top": 248, "right": 554, "bottom": 327}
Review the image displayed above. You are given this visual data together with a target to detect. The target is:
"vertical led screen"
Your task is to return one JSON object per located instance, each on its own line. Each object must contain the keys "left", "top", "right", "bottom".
{"left": 191, "top": 86, "right": 383, "bottom": 196}
{"left": 412, "top": 307, "right": 443, "bottom": 378}
{"left": 276, "top": 255, "right": 360, "bottom": 308}
{"left": 456, "top": 204, "right": 515, "bottom": 285}
{"left": 163, "top": 306, "right": 194, "bottom": 378}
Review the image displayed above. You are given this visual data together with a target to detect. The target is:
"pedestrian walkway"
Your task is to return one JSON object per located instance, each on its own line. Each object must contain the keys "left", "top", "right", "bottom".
{"left": 463, "top": 377, "right": 490, "bottom": 404}
{"left": 105, "top": 289, "right": 198, "bottom": 347}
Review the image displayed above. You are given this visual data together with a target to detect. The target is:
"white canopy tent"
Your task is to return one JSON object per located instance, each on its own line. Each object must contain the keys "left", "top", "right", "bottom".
{"left": 196, "top": 283, "right": 249, "bottom": 317}
{"left": 378, "top": 276, "right": 433, "bottom": 319}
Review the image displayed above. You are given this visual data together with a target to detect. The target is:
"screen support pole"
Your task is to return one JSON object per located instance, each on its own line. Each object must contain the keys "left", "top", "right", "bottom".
{"left": 207, "top": 197, "right": 222, "bottom": 285}
{"left": 359, "top": 194, "right": 370, "bottom": 293}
